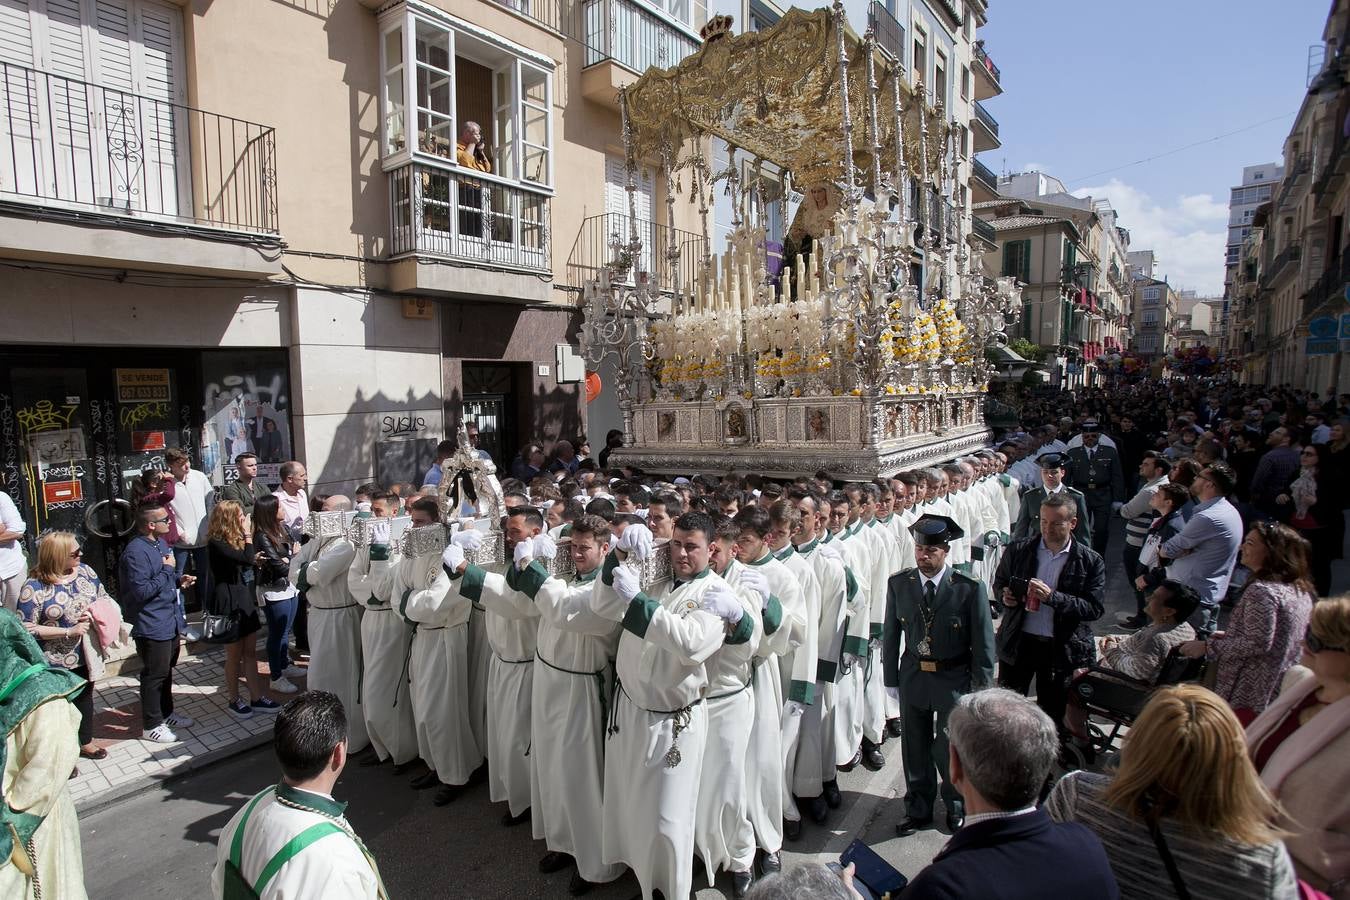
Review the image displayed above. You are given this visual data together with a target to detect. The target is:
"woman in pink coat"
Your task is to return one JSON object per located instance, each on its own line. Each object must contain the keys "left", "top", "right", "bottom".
{"left": 1180, "top": 522, "right": 1315, "bottom": 718}
{"left": 1246, "top": 595, "right": 1350, "bottom": 897}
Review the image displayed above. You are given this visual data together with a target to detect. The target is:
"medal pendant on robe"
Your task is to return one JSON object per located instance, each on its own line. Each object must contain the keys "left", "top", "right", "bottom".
{"left": 916, "top": 637, "right": 931, "bottom": 657}
{"left": 664, "top": 746, "right": 682, "bottom": 768}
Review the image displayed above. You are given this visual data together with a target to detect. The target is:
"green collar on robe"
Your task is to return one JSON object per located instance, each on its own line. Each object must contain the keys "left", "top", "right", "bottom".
{"left": 277, "top": 782, "right": 348, "bottom": 819}
{"left": 794, "top": 537, "right": 820, "bottom": 554}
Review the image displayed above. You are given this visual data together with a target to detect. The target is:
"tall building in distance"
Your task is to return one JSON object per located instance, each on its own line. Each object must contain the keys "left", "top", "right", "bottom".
{"left": 1221, "top": 163, "right": 1282, "bottom": 352}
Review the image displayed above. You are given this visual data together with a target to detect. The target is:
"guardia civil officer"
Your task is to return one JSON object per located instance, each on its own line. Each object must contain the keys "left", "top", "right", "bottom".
{"left": 881, "top": 514, "right": 994, "bottom": 837}
{"left": 1063, "top": 422, "right": 1125, "bottom": 556}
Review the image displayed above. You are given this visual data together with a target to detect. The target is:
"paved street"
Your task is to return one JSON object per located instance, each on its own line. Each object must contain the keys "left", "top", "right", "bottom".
{"left": 81, "top": 516, "right": 1271, "bottom": 898}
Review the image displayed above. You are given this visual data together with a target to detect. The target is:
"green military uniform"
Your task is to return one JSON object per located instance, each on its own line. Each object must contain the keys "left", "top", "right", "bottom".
{"left": 1013, "top": 485, "right": 1091, "bottom": 546}
{"left": 882, "top": 518, "right": 994, "bottom": 824}
{"left": 1063, "top": 428, "right": 1125, "bottom": 556}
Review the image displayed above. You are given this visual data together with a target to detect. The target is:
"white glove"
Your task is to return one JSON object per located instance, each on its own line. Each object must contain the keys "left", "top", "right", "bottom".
{"left": 513, "top": 540, "right": 534, "bottom": 568}
{"left": 816, "top": 542, "right": 843, "bottom": 562}
{"left": 783, "top": 700, "right": 806, "bottom": 717}
{"left": 885, "top": 686, "right": 900, "bottom": 705}
{"left": 532, "top": 533, "right": 558, "bottom": 561}
{"left": 984, "top": 530, "right": 1001, "bottom": 548}
{"left": 452, "top": 529, "right": 485, "bottom": 551}
{"left": 442, "top": 544, "right": 465, "bottom": 573}
{"left": 616, "top": 523, "right": 654, "bottom": 561}
{"left": 843, "top": 652, "right": 864, "bottom": 668}
{"left": 738, "top": 567, "right": 772, "bottom": 608}
{"left": 369, "top": 519, "right": 391, "bottom": 545}
{"left": 1110, "top": 501, "right": 1124, "bottom": 513}
{"left": 701, "top": 584, "right": 744, "bottom": 625}
{"left": 356, "top": 501, "right": 372, "bottom": 514}
{"left": 613, "top": 564, "right": 641, "bottom": 603}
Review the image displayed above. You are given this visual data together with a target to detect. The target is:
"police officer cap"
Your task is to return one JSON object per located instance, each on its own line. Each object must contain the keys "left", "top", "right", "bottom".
{"left": 1037, "top": 452, "right": 1067, "bottom": 469}
{"left": 909, "top": 514, "right": 964, "bottom": 546}
{"left": 1081, "top": 421, "right": 1101, "bottom": 433}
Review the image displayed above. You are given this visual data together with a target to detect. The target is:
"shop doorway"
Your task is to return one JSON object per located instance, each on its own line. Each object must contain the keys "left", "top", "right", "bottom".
{"left": 0, "top": 347, "right": 293, "bottom": 591}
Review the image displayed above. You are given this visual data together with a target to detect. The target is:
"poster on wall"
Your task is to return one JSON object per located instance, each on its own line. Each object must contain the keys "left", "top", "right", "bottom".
{"left": 200, "top": 351, "right": 293, "bottom": 488}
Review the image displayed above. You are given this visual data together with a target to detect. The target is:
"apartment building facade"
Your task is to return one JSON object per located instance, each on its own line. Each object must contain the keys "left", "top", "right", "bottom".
{"left": 0, "top": 0, "right": 705, "bottom": 581}
{"left": 1131, "top": 276, "right": 1178, "bottom": 360}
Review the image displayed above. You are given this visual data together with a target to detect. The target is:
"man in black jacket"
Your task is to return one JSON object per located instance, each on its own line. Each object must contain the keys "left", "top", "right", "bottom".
{"left": 1063, "top": 422, "right": 1125, "bottom": 557}
{"left": 993, "top": 492, "right": 1106, "bottom": 732}
{"left": 900, "top": 688, "right": 1119, "bottom": 899}
{"left": 1011, "top": 453, "right": 1091, "bottom": 546}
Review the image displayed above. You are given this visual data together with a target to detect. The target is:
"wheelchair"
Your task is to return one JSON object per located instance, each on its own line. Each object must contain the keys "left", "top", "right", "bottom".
{"left": 1061, "top": 645, "right": 1206, "bottom": 771}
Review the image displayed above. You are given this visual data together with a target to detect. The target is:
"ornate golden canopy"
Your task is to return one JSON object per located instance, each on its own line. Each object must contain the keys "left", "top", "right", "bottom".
{"left": 623, "top": 7, "right": 949, "bottom": 187}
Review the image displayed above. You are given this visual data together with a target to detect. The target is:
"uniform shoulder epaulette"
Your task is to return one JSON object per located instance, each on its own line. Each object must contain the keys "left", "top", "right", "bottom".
{"left": 950, "top": 570, "right": 980, "bottom": 585}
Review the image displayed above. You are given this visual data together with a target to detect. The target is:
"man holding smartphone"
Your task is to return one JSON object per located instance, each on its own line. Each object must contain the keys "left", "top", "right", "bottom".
{"left": 992, "top": 493, "right": 1106, "bottom": 735}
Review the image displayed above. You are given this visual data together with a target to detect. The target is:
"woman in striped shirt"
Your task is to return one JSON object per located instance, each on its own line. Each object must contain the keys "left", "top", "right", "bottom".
{"left": 1047, "top": 685, "right": 1297, "bottom": 899}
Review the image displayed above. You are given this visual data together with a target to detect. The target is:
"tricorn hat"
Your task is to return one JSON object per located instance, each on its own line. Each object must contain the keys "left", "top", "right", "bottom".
{"left": 909, "top": 514, "right": 964, "bottom": 546}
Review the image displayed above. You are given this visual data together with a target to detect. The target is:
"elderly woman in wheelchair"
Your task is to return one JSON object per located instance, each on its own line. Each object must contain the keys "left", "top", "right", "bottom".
{"left": 1063, "top": 579, "right": 1203, "bottom": 766}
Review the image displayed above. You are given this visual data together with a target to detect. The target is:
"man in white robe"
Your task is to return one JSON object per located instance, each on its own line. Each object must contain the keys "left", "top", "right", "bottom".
{"left": 825, "top": 490, "right": 872, "bottom": 774}
{"left": 212, "top": 691, "right": 385, "bottom": 900}
{"left": 395, "top": 498, "right": 481, "bottom": 805}
{"left": 595, "top": 512, "right": 751, "bottom": 900}
{"left": 507, "top": 514, "right": 623, "bottom": 894}
{"left": 291, "top": 500, "right": 366, "bottom": 754}
{"left": 785, "top": 488, "right": 851, "bottom": 832}
{"left": 874, "top": 482, "right": 916, "bottom": 739}
{"left": 449, "top": 506, "right": 543, "bottom": 823}
{"left": 346, "top": 501, "right": 416, "bottom": 770}
{"left": 694, "top": 517, "right": 762, "bottom": 897}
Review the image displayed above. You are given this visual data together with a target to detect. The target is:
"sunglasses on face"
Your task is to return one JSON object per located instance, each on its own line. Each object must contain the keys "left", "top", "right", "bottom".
{"left": 1305, "top": 627, "right": 1346, "bottom": 655}
{"left": 69, "top": 549, "right": 82, "bottom": 559}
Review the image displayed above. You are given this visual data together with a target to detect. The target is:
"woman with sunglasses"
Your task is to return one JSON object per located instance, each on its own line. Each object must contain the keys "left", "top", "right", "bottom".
{"left": 15, "top": 531, "right": 117, "bottom": 760}
{"left": 1246, "top": 595, "right": 1350, "bottom": 897}
{"left": 1179, "top": 522, "right": 1315, "bottom": 719}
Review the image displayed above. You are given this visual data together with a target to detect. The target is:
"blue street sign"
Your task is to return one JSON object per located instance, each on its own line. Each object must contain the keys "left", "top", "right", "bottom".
{"left": 1307, "top": 337, "right": 1339, "bottom": 356}
{"left": 1309, "top": 316, "right": 1339, "bottom": 339}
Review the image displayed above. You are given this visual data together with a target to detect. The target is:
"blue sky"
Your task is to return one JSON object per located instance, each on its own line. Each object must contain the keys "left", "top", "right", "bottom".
{"left": 979, "top": 0, "right": 1330, "bottom": 294}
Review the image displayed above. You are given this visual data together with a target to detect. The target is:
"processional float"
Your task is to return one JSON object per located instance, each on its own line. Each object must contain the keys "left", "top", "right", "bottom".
{"left": 580, "top": 3, "right": 1023, "bottom": 479}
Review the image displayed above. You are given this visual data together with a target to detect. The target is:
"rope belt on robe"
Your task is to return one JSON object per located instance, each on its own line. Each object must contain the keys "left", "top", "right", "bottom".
{"left": 610, "top": 677, "right": 703, "bottom": 768}
{"left": 536, "top": 653, "right": 612, "bottom": 746}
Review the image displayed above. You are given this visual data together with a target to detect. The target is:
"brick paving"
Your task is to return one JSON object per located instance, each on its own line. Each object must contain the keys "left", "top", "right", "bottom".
{"left": 70, "top": 635, "right": 306, "bottom": 814}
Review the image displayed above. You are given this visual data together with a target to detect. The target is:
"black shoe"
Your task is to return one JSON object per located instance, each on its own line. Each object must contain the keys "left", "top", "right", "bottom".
{"left": 783, "top": 818, "right": 802, "bottom": 841}
{"left": 946, "top": 808, "right": 965, "bottom": 831}
{"left": 391, "top": 761, "right": 416, "bottom": 776}
{"left": 807, "top": 793, "right": 829, "bottom": 825}
{"left": 731, "top": 870, "right": 753, "bottom": 899}
{"left": 410, "top": 769, "right": 439, "bottom": 789}
{"left": 539, "top": 851, "right": 574, "bottom": 874}
{"left": 860, "top": 739, "right": 885, "bottom": 771}
{"left": 433, "top": 783, "right": 462, "bottom": 806}
{"left": 886, "top": 717, "right": 903, "bottom": 739}
{"left": 757, "top": 851, "right": 781, "bottom": 877}
{"left": 837, "top": 749, "right": 862, "bottom": 772}
{"left": 567, "top": 870, "right": 595, "bottom": 896}
{"left": 895, "top": 815, "right": 932, "bottom": 836}
{"left": 1117, "top": 613, "right": 1148, "bottom": 629}
{"left": 501, "top": 807, "right": 530, "bottom": 827}
{"left": 468, "top": 760, "right": 489, "bottom": 786}
{"left": 823, "top": 779, "right": 842, "bottom": 809}
{"left": 358, "top": 752, "right": 385, "bottom": 767}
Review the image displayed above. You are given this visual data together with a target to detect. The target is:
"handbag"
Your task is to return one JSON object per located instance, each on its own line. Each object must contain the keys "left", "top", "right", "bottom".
{"left": 1144, "top": 808, "right": 1191, "bottom": 900}
{"left": 201, "top": 607, "right": 241, "bottom": 644}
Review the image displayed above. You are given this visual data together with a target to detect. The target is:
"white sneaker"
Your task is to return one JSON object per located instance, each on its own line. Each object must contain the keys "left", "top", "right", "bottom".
{"left": 164, "top": 712, "right": 194, "bottom": 729}
{"left": 281, "top": 666, "right": 307, "bottom": 679}
{"left": 145, "top": 724, "right": 179, "bottom": 744}
{"left": 270, "top": 676, "right": 299, "bottom": 694}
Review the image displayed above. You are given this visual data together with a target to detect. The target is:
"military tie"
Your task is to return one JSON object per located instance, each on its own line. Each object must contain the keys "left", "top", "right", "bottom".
{"left": 924, "top": 580, "right": 936, "bottom": 611}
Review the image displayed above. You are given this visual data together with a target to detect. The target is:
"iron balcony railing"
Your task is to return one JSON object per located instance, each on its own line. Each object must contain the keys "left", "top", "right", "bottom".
{"left": 971, "top": 157, "right": 997, "bottom": 191}
{"left": 973, "top": 100, "right": 999, "bottom": 138}
{"left": 582, "top": 0, "right": 701, "bottom": 73}
{"left": 0, "top": 61, "right": 277, "bottom": 234}
{"left": 389, "top": 160, "right": 550, "bottom": 272}
{"left": 974, "top": 43, "right": 1001, "bottom": 85}
{"left": 567, "top": 211, "right": 705, "bottom": 294}
{"left": 1302, "top": 246, "right": 1350, "bottom": 318}
{"left": 867, "top": 1, "right": 905, "bottom": 64}
{"left": 970, "top": 215, "right": 996, "bottom": 245}
{"left": 1276, "top": 153, "right": 1311, "bottom": 210}
{"left": 487, "top": 0, "right": 569, "bottom": 33}
{"left": 1262, "top": 243, "right": 1302, "bottom": 287}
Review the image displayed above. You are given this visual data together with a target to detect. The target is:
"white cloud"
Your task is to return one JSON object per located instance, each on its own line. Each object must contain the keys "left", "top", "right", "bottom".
{"left": 1072, "top": 178, "right": 1229, "bottom": 294}
{"left": 1020, "top": 162, "right": 1048, "bottom": 173}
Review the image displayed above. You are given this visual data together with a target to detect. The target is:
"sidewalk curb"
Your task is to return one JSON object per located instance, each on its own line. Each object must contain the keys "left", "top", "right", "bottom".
{"left": 75, "top": 730, "right": 272, "bottom": 817}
